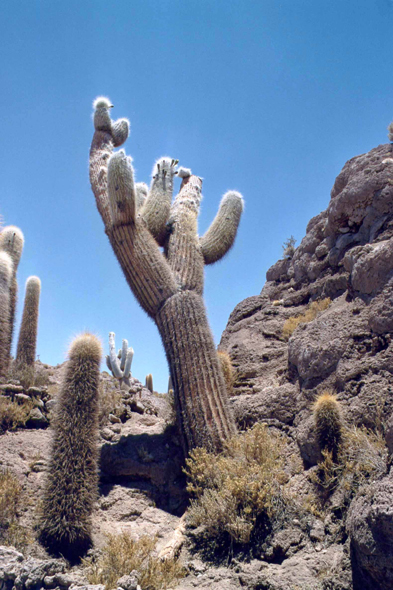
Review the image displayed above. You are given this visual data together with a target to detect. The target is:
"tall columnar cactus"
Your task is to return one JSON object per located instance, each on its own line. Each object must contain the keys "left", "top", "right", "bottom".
{"left": 0, "top": 226, "right": 24, "bottom": 366}
{"left": 313, "top": 392, "right": 343, "bottom": 463}
{"left": 105, "top": 331, "right": 134, "bottom": 388}
{"left": 0, "top": 252, "right": 13, "bottom": 378}
{"left": 15, "top": 276, "right": 41, "bottom": 368}
{"left": 90, "top": 97, "right": 244, "bottom": 454}
{"left": 39, "top": 333, "right": 102, "bottom": 561}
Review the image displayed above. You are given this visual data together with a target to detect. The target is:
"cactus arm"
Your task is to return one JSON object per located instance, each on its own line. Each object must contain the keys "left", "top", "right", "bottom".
{"left": 165, "top": 175, "right": 205, "bottom": 293}
{"left": 105, "top": 354, "right": 114, "bottom": 375}
{"left": 16, "top": 276, "right": 41, "bottom": 368}
{"left": 107, "top": 152, "right": 178, "bottom": 318}
{"left": 140, "top": 158, "right": 179, "bottom": 245}
{"left": 89, "top": 97, "right": 130, "bottom": 229}
{"left": 199, "top": 191, "right": 244, "bottom": 265}
{"left": 120, "top": 339, "right": 128, "bottom": 372}
{"left": 108, "top": 332, "right": 122, "bottom": 379}
{"left": 136, "top": 182, "right": 148, "bottom": 210}
{"left": 107, "top": 151, "right": 136, "bottom": 225}
{"left": 123, "top": 347, "right": 134, "bottom": 378}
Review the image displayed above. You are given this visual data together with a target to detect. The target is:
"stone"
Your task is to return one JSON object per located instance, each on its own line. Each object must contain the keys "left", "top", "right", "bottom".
{"left": 26, "top": 407, "right": 48, "bottom": 428}
{"left": 347, "top": 474, "right": 393, "bottom": 589}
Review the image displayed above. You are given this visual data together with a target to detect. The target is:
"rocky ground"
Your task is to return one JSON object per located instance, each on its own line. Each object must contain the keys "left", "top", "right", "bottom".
{"left": 2, "top": 143, "right": 393, "bottom": 590}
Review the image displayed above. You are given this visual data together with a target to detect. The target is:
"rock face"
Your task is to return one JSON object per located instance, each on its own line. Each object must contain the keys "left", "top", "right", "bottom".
{"left": 220, "top": 143, "right": 393, "bottom": 588}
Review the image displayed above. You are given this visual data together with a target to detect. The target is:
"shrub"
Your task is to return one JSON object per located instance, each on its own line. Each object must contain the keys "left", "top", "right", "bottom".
{"left": 282, "top": 298, "right": 331, "bottom": 340}
{"left": 83, "top": 532, "right": 184, "bottom": 590}
{"left": 282, "top": 235, "right": 296, "bottom": 259}
{"left": 0, "top": 469, "right": 30, "bottom": 549}
{"left": 311, "top": 425, "right": 387, "bottom": 502}
{"left": 184, "top": 423, "right": 287, "bottom": 548}
{"left": 98, "top": 382, "right": 122, "bottom": 427}
{"left": 0, "top": 396, "right": 32, "bottom": 432}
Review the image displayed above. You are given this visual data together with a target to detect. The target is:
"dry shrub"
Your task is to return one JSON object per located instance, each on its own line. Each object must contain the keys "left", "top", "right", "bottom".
{"left": 282, "top": 298, "right": 331, "bottom": 340}
{"left": 184, "top": 423, "right": 287, "bottom": 546}
{"left": 83, "top": 532, "right": 184, "bottom": 590}
{"left": 0, "top": 469, "right": 30, "bottom": 549}
{"left": 311, "top": 425, "right": 387, "bottom": 502}
{"left": 10, "top": 363, "right": 35, "bottom": 389}
{"left": 98, "top": 383, "right": 122, "bottom": 427}
{"left": 0, "top": 396, "right": 32, "bottom": 432}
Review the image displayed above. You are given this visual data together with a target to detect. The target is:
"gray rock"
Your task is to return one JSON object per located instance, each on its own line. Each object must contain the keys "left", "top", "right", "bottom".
{"left": 26, "top": 407, "right": 48, "bottom": 428}
{"left": 116, "top": 571, "right": 139, "bottom": 590}
{"left": 347, "top": 473, "right": 393, "bottom": 590}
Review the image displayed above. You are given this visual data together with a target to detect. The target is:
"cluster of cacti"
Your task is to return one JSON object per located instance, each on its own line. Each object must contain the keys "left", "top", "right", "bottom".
{"left": 15, "top": 276, "right": 41, "bottom": 369}
{"left": 313, "top": 392, "right": 343, "bottom": 462}
{"left": 0, "top": 227, "right": 24, "bottom": 366}
{"left": 39, "top": 333, "right": 102, "bottom": 561}
{"left": 105, "top": 332, "right": 134, "bottom": 388}
{"left": 145, "top": 373, "right": 153, "bottom": 393}
{"left": 0, "top": 223, "right": 41, "bottom": 380}
{"left": 90, "top": 97, "right": 244, "bottom": 454}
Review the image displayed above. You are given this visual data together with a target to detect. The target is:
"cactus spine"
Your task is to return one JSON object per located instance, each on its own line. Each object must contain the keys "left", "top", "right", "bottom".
{"left": 90, "top": 98, "right": 243, "bottom": 454}
{"left": 0, "top": 252, "right": 13, "bottom": 378}
{"left": 145, "top": 373, "right": 153, "bottom": 393}
{"left": 15, "top": 276, "right": 41, "bottom": 368}
{"left": 39, "top": 333, "right": 102, "bottom": 561}
{"left": 313, "top": 392, "right": 343, "bottom": 462}
{"left": 0, "top": 226, "right": 24, "bottom": 367}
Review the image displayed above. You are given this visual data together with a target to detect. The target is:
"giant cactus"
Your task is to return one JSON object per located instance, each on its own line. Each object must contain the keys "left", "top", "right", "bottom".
{"left": 39, "top": 333, "right": 102, "bottom": 561}
{"left": 0, "top": 226, "right": 24, "bottom": 366}
{"left": 90, "top": 97, "right": 244, "bottom": 454}
{"left": 0, "top": 251, "right": 13, "bottom": 378}
{"left": 15, "top": 276, "right": 41, "bottom": 368}
{"left": 106, "top": 331, "right": 134, "bottom": 388}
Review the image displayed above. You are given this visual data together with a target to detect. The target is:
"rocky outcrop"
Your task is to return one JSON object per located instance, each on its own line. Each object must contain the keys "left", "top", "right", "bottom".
{"left": 347, "top": 473, "right": 393, "bottom": 590}
{"left": 220, "top": 143, "right": 393, "bottom": 588}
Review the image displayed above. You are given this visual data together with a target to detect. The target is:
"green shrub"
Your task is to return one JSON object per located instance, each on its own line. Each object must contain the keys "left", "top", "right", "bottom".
{"left": 184, "top": 423, "right": 287, "bottom": 547}
{"left": 83, "top": 532, "right": 184, "bottom": 590}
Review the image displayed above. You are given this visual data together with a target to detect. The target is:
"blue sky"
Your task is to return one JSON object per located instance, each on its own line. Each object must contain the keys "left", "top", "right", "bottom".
{"left": 1, "top": 0, "right": 393, "bottom": 391}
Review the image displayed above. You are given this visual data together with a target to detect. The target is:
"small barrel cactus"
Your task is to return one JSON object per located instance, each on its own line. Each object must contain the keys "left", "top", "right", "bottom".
{"left": 145, "top": 373, "right": 153, "bottom": 393}
{"left": 39, "top": 333, "right": 102, "bottom": 561}
{"left": 313, "top": 392, "right": 343, "bottom": 463}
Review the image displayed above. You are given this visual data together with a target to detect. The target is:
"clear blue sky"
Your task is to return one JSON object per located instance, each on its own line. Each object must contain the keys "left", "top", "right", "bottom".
{"left": 1, "top": 1, "right": 393, "bottom": 391}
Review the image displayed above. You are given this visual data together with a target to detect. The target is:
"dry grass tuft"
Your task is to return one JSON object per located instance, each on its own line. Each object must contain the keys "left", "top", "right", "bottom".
{"left": 282, "top": 298, "right": 331, "bottom": 340}
{"left": 98, "top": 383, "right": 122, "bottom": 427}
{"left": 0, "top": 469, "right": 31, "bottom": 549}
{"left": 311, "top": 425, "right": 387, "bottom": 502}
{"left": 83, "top": 532, "right": 184, "bottom": 590}
{"left": 184, "top": 423, "right": 287, "bottom": 546}
{"left": 0, "top": 396, "right": 33, "bottom": 432}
